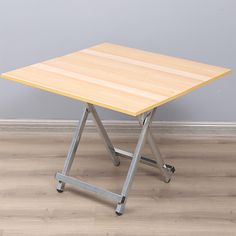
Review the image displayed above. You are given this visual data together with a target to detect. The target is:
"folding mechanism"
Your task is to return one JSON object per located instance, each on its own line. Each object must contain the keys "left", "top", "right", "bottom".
{"left": 55, "top": 103, "right": 175, "bottom": 215}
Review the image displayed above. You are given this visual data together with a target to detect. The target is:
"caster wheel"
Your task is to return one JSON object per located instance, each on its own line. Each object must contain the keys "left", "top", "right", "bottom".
{"left": 115, "top": 211, "right": 123, "bottom": 216}
{"left": 166, "top": 178, "right": 171, "bottom": 183}
{"left": 116, "top": 161, "right": 121, "bottom": 167}
{"left": 171, "top": 166, "right": 175, "bottom": 173}
{"left": 163, "top": 164, "right": 175, "bottom": 173}
{"left": 57, "top": 189, "right": 64, "bottom": 193}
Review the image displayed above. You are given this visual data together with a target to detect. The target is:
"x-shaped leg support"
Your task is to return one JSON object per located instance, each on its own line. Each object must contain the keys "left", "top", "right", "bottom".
{"left": 55, "top": 103, "right": 175, "bottom": 215}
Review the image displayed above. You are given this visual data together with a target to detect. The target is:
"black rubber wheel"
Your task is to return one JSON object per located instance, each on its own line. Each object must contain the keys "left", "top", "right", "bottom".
{"left": 171, "top": 166, "right": 176, "bottom": 173}
{"left": 57, "top": 189, "right": 64, "bottom": 193}
{"left": 116, "top": 161, "right": 121, "bottom": 167}
{"left": 115, "top": 211, "right": 123, "bottom": 216}
{"left": 165, "top": 164, "right": 175, "bottom": 173}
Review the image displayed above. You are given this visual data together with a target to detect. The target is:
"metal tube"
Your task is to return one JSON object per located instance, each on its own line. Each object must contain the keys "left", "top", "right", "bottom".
{"left": 114, "top": 148, "right": 158, "bottom": 168}
{"left": 87, "top": 103, "right": 120, "bottom": 166}
{"left": 57, "top": 106, "right": 89, "bottom": 191}
{"left": 56, "top": 172, "right": 122, "bottom": 202}
{"left": 116, "top": 108, "right": 156, "bottom": 214}
{"left": 138, "top": 117, "right": 171, "bottom": 182}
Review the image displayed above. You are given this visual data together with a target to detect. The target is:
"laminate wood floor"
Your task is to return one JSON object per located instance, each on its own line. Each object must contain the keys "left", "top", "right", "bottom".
{"left": 0, "top": 131, "right": 235, "bottom": 236}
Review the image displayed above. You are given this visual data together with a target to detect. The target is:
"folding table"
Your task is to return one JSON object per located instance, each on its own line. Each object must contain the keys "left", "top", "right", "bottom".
{"left": 1, "top": 43, "right": 230, "bottom": 215}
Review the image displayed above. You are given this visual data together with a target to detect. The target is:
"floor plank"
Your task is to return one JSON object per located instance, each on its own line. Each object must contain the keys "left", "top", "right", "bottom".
{"left": 0, "top": 131, "right": 235, "bottom": 236}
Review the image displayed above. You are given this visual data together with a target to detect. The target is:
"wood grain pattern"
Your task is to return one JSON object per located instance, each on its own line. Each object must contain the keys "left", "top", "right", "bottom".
{"left": 1, "top": 43, "right": 230, "bottom": 116}
{"left": 0, "top": 131, "right": 235, "bottom": 235}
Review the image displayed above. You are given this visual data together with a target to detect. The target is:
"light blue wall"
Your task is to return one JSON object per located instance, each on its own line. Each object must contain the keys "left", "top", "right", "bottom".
{"left": 0, "top": 0, "right": 235, "bottom": 121}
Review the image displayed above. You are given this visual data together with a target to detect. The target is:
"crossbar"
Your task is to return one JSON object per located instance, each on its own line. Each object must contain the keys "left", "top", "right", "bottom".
{"left": 115, "top": 148, "right": 158, "bottom": 168}
{"left": 56, "top": 172, "right": 122, "bottom": 202}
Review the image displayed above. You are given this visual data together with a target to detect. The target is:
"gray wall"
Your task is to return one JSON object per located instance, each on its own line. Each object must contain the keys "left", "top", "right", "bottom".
{"left": 0, "top": 0, "right": 235, "bottom": 121}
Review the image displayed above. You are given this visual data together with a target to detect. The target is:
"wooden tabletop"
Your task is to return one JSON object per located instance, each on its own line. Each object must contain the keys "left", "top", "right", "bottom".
{"left": 1, "top": 43, "right": 230, "bottom": 116}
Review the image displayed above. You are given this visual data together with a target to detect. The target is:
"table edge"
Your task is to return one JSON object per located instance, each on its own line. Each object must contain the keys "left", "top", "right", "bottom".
{"left": 0, "top": 69, "right": 231, "bottom": 117}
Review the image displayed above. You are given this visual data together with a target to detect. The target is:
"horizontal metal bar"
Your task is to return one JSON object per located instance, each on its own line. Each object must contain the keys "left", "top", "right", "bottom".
{"left": 56, "top": 172, "right": 122, "bottom": 202}
{"left": 114, "top": 148, "right": 158, "bottom": 168}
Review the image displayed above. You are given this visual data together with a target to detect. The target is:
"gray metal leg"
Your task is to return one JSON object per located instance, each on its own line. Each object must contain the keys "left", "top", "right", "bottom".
{"left": 87, "top": 103, "right": 120, "bottom": 166}
{"left": 138, "top": 116, "right": 175, "bottom": 183}
{"left": 56, "top": 106, "right": 89, "bottom": 192}
{"left": 55, "top": 104, "right": 174, "bottom": 215}
{"left": 115, "top": 109, "right": 156, "bottom": 215}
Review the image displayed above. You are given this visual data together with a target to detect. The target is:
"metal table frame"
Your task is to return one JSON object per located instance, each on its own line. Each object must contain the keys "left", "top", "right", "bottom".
{"left": 55, "top": 103, "right": 175, "bottom": 215}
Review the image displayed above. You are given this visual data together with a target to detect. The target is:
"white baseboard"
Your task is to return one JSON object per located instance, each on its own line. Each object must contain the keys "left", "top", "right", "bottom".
{"left": 0, "top": 119, "right": 236, "bottom": 138}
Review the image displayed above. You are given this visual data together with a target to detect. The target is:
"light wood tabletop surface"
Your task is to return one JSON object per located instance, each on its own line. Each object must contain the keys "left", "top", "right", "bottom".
{"left": 1, "top": 43, "right": 230, "bottom": 116}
